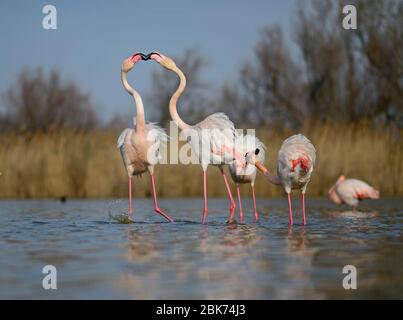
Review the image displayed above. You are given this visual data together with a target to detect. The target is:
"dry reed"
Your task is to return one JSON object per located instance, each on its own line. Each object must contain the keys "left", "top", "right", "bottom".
{"left": 0, "top": 122, "right": 401, "bottom": 199}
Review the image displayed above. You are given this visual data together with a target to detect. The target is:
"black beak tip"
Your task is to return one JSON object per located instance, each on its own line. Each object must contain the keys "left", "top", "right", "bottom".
{"left": 140, "top": 53, "right": 150, "bottom": 61}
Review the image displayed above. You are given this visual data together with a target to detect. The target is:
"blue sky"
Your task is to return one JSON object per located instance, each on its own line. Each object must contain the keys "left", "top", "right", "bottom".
{"left": 0, "top": 0, "right": 297, "bottom": 122}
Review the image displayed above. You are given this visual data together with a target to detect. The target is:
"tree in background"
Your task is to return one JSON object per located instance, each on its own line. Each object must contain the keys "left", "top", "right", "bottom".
{"left": 220, "top": 26, "right": 306, "bottom": 129}
{"left": 220, "top": 0, "right": 402, "bottom": 129}
{"left": 2, "top": 68, "right": 98, "bottom": 131}
{"left": 295, "top": 0, "right": 402, "bottom": 125}
{"left": 352, "top": 0, "right": 403, "bottom": 125}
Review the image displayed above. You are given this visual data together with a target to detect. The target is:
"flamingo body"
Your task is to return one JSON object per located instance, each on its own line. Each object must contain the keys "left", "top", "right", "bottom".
{"left": 117, "top": 53, "right": 172, "bottom": 222}
{"left": 245, "top": 133, "right": 316, "bottom": 225}
{"left": 150, "top": 52, "right": 243, "bottom": 224}
{"left": 187, "top": 112, "right": 239, "bottom": 168}
{"left": 118, "top": 119, "right": 167, "bottom": 176}
{"left": 277, "top": 134, "right": 316, "bottom": 193}
{"left": 329, "top": 176, "right": 380, "bottom": 208}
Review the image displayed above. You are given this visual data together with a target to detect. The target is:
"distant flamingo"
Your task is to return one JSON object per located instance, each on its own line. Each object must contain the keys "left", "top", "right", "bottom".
{"left": 229, "top": 134, "right": 266, "bottom": 223}
{"left": 117, "top": 53, "right": 173, "bottom": 222}
{"left": 329, "top": 176, "right": 380, "bottom": 209}
{"left": 149, "top": 52, "right": 244, "bottom": 224}
{"left": 246, "top": 134, "right": 316, "bottom": 225}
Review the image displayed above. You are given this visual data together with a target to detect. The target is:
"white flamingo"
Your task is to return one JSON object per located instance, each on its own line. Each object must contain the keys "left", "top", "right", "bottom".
{"left": 246, "top": 134, "right": 316, "bottom": 225}
{"left": 149, "top": 52, "right": 244, "bottom": 224}
{"left": 117, "top": 53, "right": 173, "bottom": 222}
{"left": 229, "top": 134, "right": 266, "bottom": 222}
{"left": 329, "top": 176, "right": 380, "bottom": 209}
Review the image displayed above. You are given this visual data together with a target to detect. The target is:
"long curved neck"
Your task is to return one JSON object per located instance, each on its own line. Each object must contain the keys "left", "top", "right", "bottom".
{"left": 264, "top": 170, "right": 281, "bottom": 186}
{"left": 121, "top": 70, "right": 145, "bottom": 134}
{"left": 169, "top": 65, "right": 191, "bottom": 130}
{"left": 255, "top": 162, "right": 281, "bottom": 185}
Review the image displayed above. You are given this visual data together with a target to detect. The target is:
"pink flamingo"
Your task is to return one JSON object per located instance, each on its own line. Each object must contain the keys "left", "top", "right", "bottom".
{"left": 117, "top": 53, "right": 173, "bottom": 222}
{"left": 229, "top": 134, "right": 266, "bottom": 223}
{"left": 246, "top": 134, "right": 316, "bottom": 225}
{"left": 329, "top": 176, "right": 380, "bottom": 209}
{"left": 148, "top": 52, "right": 244, "bottom": 224}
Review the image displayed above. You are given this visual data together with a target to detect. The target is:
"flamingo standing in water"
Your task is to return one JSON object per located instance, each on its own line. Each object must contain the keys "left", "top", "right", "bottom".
{"left": 148, "top": 52, "right": 244, "bottom": 224}
{"left": 329, "top": 176, "right": 380, "bottom": 209}
{"left": 117, "top": 53, "right": 173, "bottom": 222}
{"left": 246, "top": 134, "right": 316, "bottom": 225}
{"left": 229, "top": 134, "right": 266, "bottom": 223}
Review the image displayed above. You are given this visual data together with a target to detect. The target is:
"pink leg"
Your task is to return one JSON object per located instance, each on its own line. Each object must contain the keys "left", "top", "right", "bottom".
{"left": 202, "top": 170, "right": 208, "bottom": 224}
{"left": 302, "top": 193, "right": 306, "bottom": 226}
{"left": 287, "top": 193, "right": 293, "bottom": 225}
{"left": 128, "top": 176, "right": 133, "bottom": 216}
{"left": 251, "top": 185, "right": 259, "bottom": 222}
{"left": 219, "top": 167, "right": 236, "bottom": 223}
{"left": 236, "top": 185, "right": 243, "bottom": 223}
{"left": 151, "top": 175, "right": 173, "bottom": 222}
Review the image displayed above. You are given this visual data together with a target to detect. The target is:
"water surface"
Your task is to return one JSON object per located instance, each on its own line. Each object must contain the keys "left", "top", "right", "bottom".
{"left": 0, "top": 198, "right": 402, "bottom": 299}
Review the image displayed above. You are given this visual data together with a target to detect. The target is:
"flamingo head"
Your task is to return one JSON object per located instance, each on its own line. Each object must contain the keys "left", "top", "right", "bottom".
{"left": 328, "top": 187, "right": 342, "bottom": 204}
{"left": 337, "top": 175, "right": 346, "bottom": 183}
{"left": 147, "top": 52, "right": 177, "bottom": 70}
{"left": 245, "top": 148, "right": 270, "bottom": 176}
{"left": 328, "top": 175, "right": 345, "bottom": 204}
{"left": 245, "top": 148, "right": 260, "bottom": 166}
{"left": 122, "top": 52, "right": 146, "bottom": 73}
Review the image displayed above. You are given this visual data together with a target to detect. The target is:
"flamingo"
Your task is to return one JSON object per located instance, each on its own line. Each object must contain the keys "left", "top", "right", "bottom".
{"left": 117, "top": 53, "right": 173, "bottom": 222}
{"left": 229, "top": 134, "right": 266, "bottom": 223}
{"left": 148, "top": 52, "right": 244, "bottom": 224}
{"left": 246, "top": 134, "right": 316, "bottom": 225}
{"left": 329, "top": 176, "right": 380, "bottom": 209}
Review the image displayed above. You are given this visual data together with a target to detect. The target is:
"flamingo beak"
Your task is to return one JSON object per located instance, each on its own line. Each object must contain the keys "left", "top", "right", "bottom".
{"left": 254, "top": 161, "right": 269, "bottom": 175}
{"left": 128, "top": 53, "right": 146, "bottom": 63}
{"left": 147, "top": 52, "right": 164, "bottom": 62}
{"left": 246, "top": 150, "right": 269, "bottom": 175}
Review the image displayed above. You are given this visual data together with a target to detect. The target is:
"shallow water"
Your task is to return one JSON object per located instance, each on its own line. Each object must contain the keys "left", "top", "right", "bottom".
{"left": 0, "top": 197, "right": 402, "bottom": 299}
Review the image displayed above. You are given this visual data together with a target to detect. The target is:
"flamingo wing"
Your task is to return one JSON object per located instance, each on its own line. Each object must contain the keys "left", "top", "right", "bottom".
{"left": 278, "top": 134, "right": 316, "bottom": 173}
{"left": 344, "top": 179, "right": 380, "bottom": 200}
{"left": 117, "top": 128, "right": 133, "bottom": 149}
{"left": 194, "top": 112, "right": 240, "bottom": 164}
{"left": 144, "top": 121, "right": 169, "bottom": 164}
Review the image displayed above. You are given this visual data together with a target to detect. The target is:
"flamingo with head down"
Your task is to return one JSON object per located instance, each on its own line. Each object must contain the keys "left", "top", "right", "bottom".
{"left": 147, "top": 52, "right": 245, "bottom": 224}
{"left": 246, "top": 134, "right": 316, "bottom": 225}
{"left": 229, "top": 134, "right": 266, "bottom": 223}
{"left": 117, "top": 53, "right": 173, "bottom": 222}
{"left": 329, "top": 176, "right": 380, "bottom": 209}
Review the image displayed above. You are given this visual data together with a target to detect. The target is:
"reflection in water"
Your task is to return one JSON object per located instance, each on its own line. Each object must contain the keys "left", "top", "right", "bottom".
{"left": 328, "top": 210, "right": 380, "bottom": 219}
{"left": 124, "top": 228, "right": 158, "bottom": 262}
{"left": 0, "top": 198, "right": 402, "bottom": 299}
{"left": 283, "top": 227, "right": 324, "bottom": 299}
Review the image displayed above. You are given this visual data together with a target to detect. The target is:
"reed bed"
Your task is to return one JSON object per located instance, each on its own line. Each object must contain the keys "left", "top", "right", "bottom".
{"left": 0, "top": 122, "right": 401, "bottom": 199}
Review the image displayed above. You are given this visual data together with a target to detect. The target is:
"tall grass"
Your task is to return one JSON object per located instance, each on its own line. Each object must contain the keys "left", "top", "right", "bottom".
{"left": 0, "top": 122, "right": 401, "bottom": 199}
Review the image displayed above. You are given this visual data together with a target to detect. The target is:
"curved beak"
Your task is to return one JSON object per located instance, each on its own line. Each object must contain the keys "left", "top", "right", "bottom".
{"left": 254, "top": 161, "right": 269, "bottom": 175}
{"left": 147, "top": 51, "right": 164, "bottom": 62}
